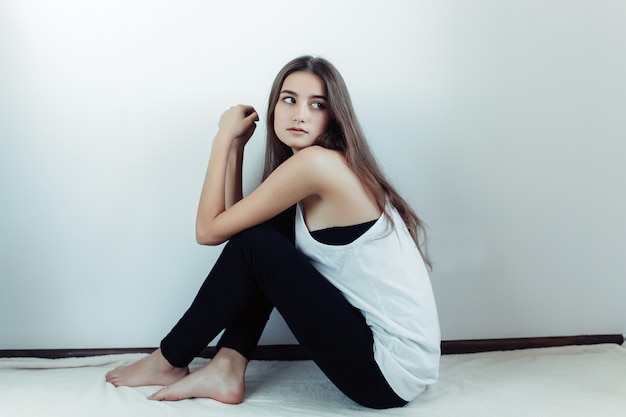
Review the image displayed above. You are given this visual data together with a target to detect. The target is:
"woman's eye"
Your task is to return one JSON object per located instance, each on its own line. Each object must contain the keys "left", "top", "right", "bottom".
{"left": 312, "top": 102, "right": 325, "bottom": 110}
{"left": 282, "top": 97, "right": 295, "bottom": 104}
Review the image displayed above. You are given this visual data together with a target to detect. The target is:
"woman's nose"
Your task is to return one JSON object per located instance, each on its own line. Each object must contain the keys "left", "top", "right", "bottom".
{"left": 293, "top": 104, "right": 307, "bottom": 122}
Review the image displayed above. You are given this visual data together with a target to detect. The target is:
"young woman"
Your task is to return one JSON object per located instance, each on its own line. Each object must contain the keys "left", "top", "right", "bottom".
{"left": 106, "top": 56, "right": 440, "bottom": 409}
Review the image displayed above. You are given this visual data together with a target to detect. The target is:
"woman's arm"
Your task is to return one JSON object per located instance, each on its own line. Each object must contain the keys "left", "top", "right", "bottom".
{"left": 224, "top": 141, "right": 245, "bottom": 209}
{"left": 196, "top": 112, "right": 333, "bottom": 245}
{"left": 195, "top": 105, "right": 332, "bottom": 246}
{"left": 195, "top": 105, "right": 257, "bottom": 244}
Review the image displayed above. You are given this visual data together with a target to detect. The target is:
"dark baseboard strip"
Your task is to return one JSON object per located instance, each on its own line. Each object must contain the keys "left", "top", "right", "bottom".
{"left": 441, "top": 334, "right": 624, "bottom": 355}
{"left": 1, "top": 334, "right": 622, "bottom": 360}
{"left": 0, "top": 347, "right": 156, "bottom": 359}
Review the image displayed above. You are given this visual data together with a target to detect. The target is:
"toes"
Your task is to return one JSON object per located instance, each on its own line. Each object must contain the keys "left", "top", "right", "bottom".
{"left": 106, "top": 376, "right": 119, "bottom": 386}
{"left": 148, "top": 388, "right": 174, "bottom": 401}
{"left": 105, "top": 368, "right": 122, "bottom": 383}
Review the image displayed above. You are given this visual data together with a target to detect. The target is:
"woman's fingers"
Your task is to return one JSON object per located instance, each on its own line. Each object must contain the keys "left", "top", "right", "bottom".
{"left": 217, "top": 105, "right": 259, "bottom": 142}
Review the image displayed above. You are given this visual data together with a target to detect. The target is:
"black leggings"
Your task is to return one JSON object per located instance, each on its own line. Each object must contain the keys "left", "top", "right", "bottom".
{"left": 159, "top": 216, "right": 407, "bottom": 409}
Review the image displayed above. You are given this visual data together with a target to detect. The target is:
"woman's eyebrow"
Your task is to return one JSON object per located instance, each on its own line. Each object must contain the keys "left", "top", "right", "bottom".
{"left": 280, "top": 90, "right": 327, "bottom": 100}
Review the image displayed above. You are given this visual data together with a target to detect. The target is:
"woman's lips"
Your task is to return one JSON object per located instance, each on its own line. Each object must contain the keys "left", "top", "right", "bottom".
{"left": 288, "top": 127, "right": 307, "bottom": 135}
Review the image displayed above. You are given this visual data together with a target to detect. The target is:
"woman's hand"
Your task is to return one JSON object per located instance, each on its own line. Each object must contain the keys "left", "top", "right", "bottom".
{"left": 218, "top": 105, "right": 259, "bottom": 147}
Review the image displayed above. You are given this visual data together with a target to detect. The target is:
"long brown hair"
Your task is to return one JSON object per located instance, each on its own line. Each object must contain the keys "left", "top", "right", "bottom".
{"left": 263, "top": 56, "right": 430, "bottom": 268}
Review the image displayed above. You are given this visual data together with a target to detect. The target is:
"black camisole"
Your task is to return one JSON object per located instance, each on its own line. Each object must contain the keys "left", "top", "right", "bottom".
{"left": 309, "top": 220, "right": 377, "bottom": 246}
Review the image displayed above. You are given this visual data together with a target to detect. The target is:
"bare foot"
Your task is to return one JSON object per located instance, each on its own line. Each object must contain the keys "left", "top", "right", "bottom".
{"left": 148, "top": 347, "right": 247, "bottom": 404}
{"left": 105, "top": 348, "right": 189, "bottom": 387}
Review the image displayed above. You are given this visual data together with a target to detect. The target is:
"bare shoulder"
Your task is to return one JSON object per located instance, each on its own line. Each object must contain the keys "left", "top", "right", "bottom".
{"left": 293, "top": 146, "right": 380, "bottom": 228}
{"left": 291, "top": 146, "right": 347, "bottom": 173}
{"left": 292, "top": 146, "right": 368, "bottom": 196}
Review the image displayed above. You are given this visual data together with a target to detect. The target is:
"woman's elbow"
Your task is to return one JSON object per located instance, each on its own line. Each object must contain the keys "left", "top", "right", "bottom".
{"left": 195, "top": 228, "right": 226, "bottom": 246}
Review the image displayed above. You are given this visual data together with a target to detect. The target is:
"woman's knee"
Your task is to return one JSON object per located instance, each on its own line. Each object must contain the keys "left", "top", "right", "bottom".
{"left": 229, "top": 224, "right": 280, "bottom": 246}
{"left": 226, "top": 224, "right": 290, "bottom": 257}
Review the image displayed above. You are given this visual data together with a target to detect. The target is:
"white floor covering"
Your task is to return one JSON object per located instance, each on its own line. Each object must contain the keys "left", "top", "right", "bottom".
{"left": 1, "top": 343, "right": 625, "bottom": 416}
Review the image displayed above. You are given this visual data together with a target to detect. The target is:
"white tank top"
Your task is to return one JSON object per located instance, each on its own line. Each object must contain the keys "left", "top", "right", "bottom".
{"left": 295, "top": 203, "right": 441, "bottom": 401}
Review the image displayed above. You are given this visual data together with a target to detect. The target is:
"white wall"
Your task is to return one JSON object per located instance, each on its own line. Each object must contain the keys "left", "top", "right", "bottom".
{"left": 1, "top": 0, "right": 624, "bottom": 349}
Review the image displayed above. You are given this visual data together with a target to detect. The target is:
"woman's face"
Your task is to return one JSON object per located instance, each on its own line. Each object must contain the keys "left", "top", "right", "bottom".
{"left": 274, "top": 71, "right": 330, "bottom": 153}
